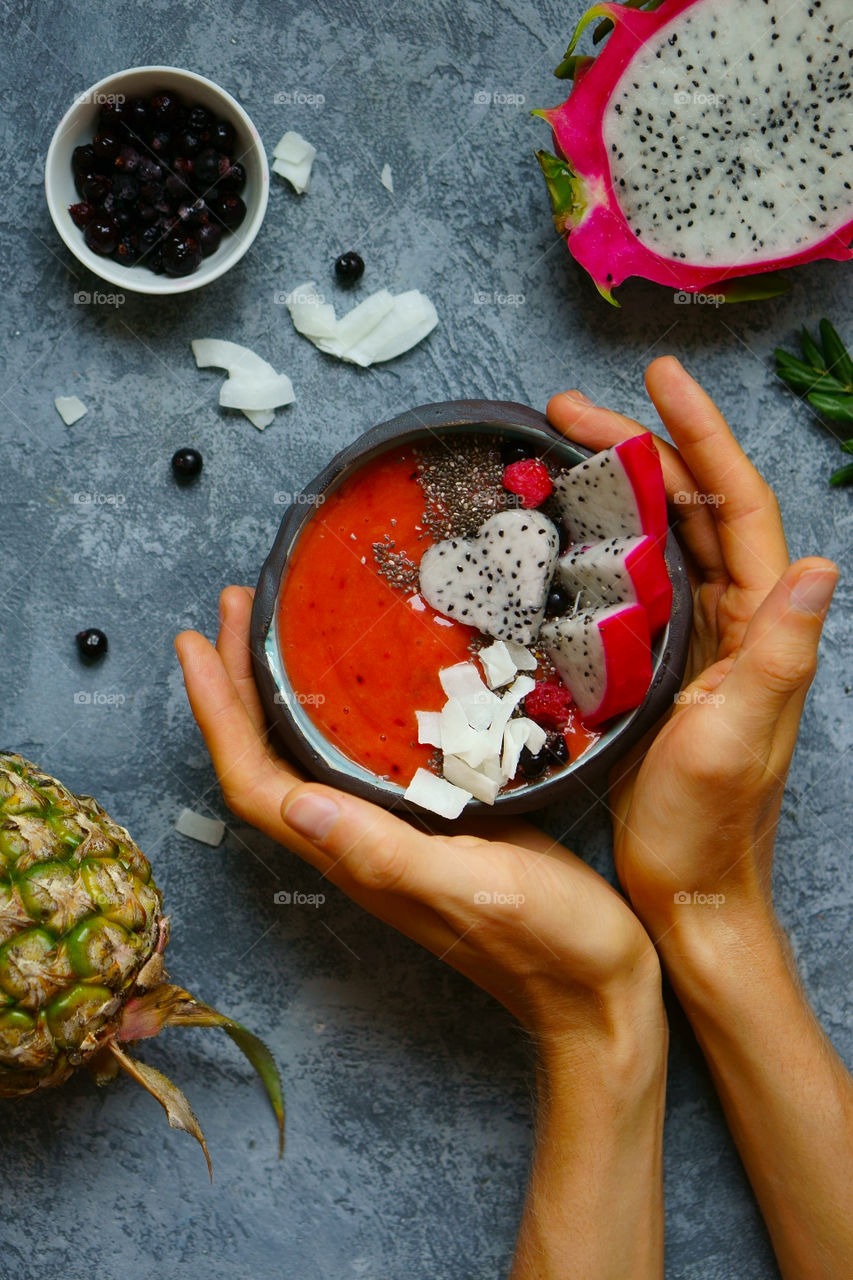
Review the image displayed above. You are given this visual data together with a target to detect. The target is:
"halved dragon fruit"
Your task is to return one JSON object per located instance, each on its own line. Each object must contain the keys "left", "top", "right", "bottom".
{"left": 418, "top": 510, "right": 560, "bottom": 645}
{"left": 535, "top": 0, "right": 853, "bottom": 302}
{"left": 552, "top": 433, "right": 667, "bottom": 546}
{"left": 556, "top": 534, "right": 672, "bottom": 635}
{"left": 541, "top": 602, "right": 652, "bottom": 726}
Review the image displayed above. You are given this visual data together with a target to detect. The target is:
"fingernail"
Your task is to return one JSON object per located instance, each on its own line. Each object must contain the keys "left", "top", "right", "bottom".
{"left": 283, "top": 793, "right": 340, "bottom": 841}
{"left": 789, "top": 569, "right": 838, "bottom": 617}
{"left": 564, "top": 390, "right": 593, "bottom": 404}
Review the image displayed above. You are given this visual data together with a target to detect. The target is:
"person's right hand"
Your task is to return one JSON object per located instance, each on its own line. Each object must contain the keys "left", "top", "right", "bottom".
{"left": 547, "top": 357, "right": 838, "bottom": 948}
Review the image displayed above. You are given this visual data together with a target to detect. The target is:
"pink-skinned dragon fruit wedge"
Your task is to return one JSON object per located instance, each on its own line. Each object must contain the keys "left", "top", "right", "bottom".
{"left": 534, "top": 0, "right": 853, "bottom": 303}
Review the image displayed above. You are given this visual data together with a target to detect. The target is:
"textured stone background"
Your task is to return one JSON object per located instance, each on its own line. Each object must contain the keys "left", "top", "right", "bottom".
{"left": 1, "top": 1, "right": 851, "bottom": 1276}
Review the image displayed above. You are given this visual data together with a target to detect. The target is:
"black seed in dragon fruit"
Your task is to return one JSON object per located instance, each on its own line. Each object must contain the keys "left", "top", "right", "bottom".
{"left": 540, "top": 602, "right": 652, "bottom": 726}
{"left": 552, "top": 434, "right": 667, "bottom": 546}
{"left": 555, "top": 534, "right": 672, "bottom": 635}
{"left": 418, "top": 510, "right": 560, "bottom": 645}
{"left": 535, "top": 0, "right": 853, "bottom": 302}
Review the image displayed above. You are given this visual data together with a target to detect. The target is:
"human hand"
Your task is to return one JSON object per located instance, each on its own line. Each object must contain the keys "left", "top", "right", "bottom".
{"left": 547, "top": 357, "right": 838, "bottom": 950}
{"left": 175, "top": 587, "right": 663, "bottom": 1051}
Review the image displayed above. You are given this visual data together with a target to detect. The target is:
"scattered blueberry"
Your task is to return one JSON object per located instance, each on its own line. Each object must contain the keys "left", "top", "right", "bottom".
{"left": 76, "top": 629, "right": 108, "bottom": 662}
{"left": 545, "top": 735, "right": 569, "bottom": 766}
{"left": 499, "top": 439, "right": 535, "bottom": 466}
{"left": 171, "top": 447, "right": 203, "bottom": 482}
{"left": 518, "top": 745, "right": 549, "bottom": 780}
{"left": 545, "top": 584, "right": 572, "bottom": 618}
{"left": 334, "top": 251, "right": 364, "bottom": 283}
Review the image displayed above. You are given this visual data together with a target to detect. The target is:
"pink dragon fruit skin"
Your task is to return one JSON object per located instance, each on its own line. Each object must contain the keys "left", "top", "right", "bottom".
{"left": 552, "top": 433, "right": 668, "bottom": 548}
{"left": 541, "top": 601, "right": 653, "bottom": 726}
{"left": 535, "top": 0, "right": 853, "bottom": 303}
{"left": 556, "top": 534, "right": 673, "bottom": 636}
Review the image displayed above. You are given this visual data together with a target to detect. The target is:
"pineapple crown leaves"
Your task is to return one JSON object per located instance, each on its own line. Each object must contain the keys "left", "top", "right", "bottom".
{"left": 115, "top": 983, "right": 285, "bottom": 1167}
{"left": 775, "top": 319, "right": 853, "bottom": 486}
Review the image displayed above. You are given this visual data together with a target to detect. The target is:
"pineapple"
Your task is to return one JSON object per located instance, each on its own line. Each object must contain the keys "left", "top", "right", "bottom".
{"left": 0, "top": 752, "right": 283, "bottom": 1173}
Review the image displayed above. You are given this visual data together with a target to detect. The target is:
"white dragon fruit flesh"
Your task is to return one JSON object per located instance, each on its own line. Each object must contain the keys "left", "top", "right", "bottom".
{"left": 418, "top": 510, "right": 560, "bottom": 645}
{"left": 541, "top": 602, "right": 653, "bottom": 726}
{"left": 552, "top": 433, "right": 668, "bottom": 546}
{"left": 556, "top": 534, "right": 672, "bottom": 635}
{"left": 535, "top": 0, "right": 853, "bottom": 302}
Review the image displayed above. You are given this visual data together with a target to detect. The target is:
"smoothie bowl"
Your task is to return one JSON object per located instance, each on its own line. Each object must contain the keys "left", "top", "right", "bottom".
{"left": 250, "top": 400, "right": 692, "bottom": 820}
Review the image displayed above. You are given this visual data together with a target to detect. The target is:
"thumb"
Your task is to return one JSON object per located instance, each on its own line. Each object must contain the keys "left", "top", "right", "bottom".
{"left": 280, "top": 783, "right": 464, "bottom": 902}
{"left": 720, "top": 557, "right": 837, "bottom": 740}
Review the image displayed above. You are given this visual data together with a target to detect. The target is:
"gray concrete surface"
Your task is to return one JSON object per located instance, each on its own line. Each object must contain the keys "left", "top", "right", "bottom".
{"left": 1, "top": 1, "right": 851, "bottom": 1276}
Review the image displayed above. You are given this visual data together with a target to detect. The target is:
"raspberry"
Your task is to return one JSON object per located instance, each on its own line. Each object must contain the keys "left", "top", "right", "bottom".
{"left": 524, "top": 680, "right": 573, "bottom": 730}
{"left": 502, "top": 458, "right": 553, "bottom": 508}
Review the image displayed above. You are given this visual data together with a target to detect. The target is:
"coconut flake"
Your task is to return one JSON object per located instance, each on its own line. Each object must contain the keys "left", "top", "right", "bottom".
{"left": 242, "top": 408, "right": 275, "bottom": 431}
{"left": 503, "top": 640, "right": 538, "bottom": 672}
{"left": 192, "top": 338, "right": 275, "bottom": 378}
{"left": 405, "top": 768, "right": 471, "bottom": 819}
{"left": 443, "top": 754, "right": 500, "bottom": 805}
{"left": 380, "top": 163, "right": 393, "bottom": 193}
{"left": 415, "top": 710, "right": 443, "bottom": 748}
{"left": 478, "top": 640, "right": 517, "bottom": 690}
{"left": 175, "top": 808, "right": 225, "bottom": 847}
{"left": 55, "top": 395, "right": 87, "bottom": 426}
{"left": 284, "top": 283, "right": 438, "bottom": 366}
{"left": 439, "top": 663, "right": 500, "bottom": 731}
{"left": 219, "top": 373, "right": 295, "bottom": 411}
{"left": 439, "top": 698, "right": 483, "bottom": 755}
{"left": 272, "top": 131, "right": 316, "bottom": 193}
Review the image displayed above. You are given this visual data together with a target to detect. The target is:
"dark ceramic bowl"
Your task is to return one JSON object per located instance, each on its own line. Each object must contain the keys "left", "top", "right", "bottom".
{"left": 250, "top": 399, "right": 692, "bottom": 818}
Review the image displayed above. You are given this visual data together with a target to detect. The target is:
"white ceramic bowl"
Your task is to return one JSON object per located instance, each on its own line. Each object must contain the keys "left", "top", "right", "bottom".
{"left": 45, "top": 66, "right": 269, "bottom": 295}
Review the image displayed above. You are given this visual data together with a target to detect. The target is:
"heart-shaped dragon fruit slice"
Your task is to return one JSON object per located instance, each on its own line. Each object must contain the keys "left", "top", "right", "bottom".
{"left": 541, "top": 601, "right": 653, "bottom": 725}
{"left": 418, "top": 510, "right": 560, "bottom": 645}
{"left": 535, "top": 0, "right": 853, "bottom": 302}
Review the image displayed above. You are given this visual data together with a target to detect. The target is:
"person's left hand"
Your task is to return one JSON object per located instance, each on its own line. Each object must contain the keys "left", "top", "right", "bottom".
{"left": 175, "top": 587, "right": 663, "bottom": 1047}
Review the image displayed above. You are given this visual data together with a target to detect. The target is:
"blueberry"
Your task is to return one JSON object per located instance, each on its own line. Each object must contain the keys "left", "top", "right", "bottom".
{"left": 148, "top": 90, "right": 180, "bottom": 126}
{"left": 113, "top": 145, "right": 141, "bottom": 174}
{"left": 137, "top": 156, "right": 164, "bottom": 183}
{"left": 122, "top": 97, "right": 150, "bottom": 138}
{"left": 93, "top": 131, "right": 121, "bottom": 162}
{"left": 76, "top": 629, "right": 108, "bottom": 661}
{"left": 113, "top": 232, "right": 140, "bottom": 265}
{"left": 210, "top": 193, "right": 246, "bottom": 229}
{"left": 558, "top": 523, "right": 571, "bottom": 555}
{"left": 500, "top": 439, "right": 535, "bottom": 466}
{"left": 146, "top": 248, "right": 166, "bottom": 274}
{"left": 545, "top": 584, "right": 572, "bottom": 618}
{"left": 137, "top": 225, "right": 161, "bottom": 255}
{"left": 217, "top": 160, "right": 245, "bottom": 193}
{"left": 545, "top": 735, "right": 569, "bottom": 767}
{"left": 193, "top": 148, "right": 223, "bottom": 187}
{"left": 334, "top": 251, "right": 364, "bottom": 283}
{"left": 172, "top": 447, "right": 203, "bottom": 481}
{"left": 148, "top": 129, "right": 173, "bottom": 158}
{"left": 98, "top": 99, "right": 125, "bottom": 130}
{"left": 72, "top": 144, "right": 96, "bottom": 174}
{"left": 68, "top": 201, "right": 95, "bottom": 229}
{"left": 81, "top": 173, "right": 111, "bottom": 205}
{"left": 165, "top": 171, "right": 194, "bottom": 202}
{"left": 187, "top": 105, "right": 213, "bottom": 134}
{"left": 211, "top": 119, "right": 236, "bottom": 152}
{"left": 112, "top": 175, "right": 139, "bottom": 205}
{"left": 162, "top": 233, "right": 202, "bottom": 276}
{"left": 176, "top": 128, "right": 203, "bottom": 156}
{"left": 518, "top": 746, "right": 549, "bottom": 780}
{"left": 197, "top": 219, "right": 222, "bottom": 257}
{"left": 84, "top": 216, "right": 119, "bottom": 255}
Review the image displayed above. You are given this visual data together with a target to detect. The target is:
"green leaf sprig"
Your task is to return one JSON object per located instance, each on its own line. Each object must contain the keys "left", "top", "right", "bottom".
{"left": 775, "top": 319, "right": 853, "bottom": 486}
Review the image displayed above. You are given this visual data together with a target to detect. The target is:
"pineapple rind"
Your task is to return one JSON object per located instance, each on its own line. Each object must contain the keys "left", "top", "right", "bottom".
{"left": 0, "top": 754, "right": 162, "bottom": 1095}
